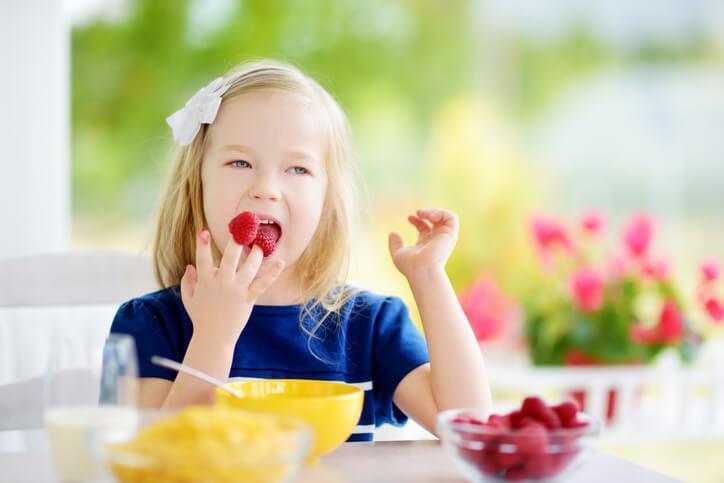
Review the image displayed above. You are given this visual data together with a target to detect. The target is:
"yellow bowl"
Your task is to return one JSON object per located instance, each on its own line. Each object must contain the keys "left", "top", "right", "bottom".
{"left": 215, "top": 380, "right": 364, "bottom": 464}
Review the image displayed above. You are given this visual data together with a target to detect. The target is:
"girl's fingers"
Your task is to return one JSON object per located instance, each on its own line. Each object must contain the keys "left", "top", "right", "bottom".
{"left": 218, "top": 237, "right": 244, "bottom": 281}
{"left": 408, "top": 215, "right": 432, "bottom": 234}
{"left": 237, "top": 245, "right": 264, "bottom": 285}
{"left": 248, "top": 259, "right": 285, "bottom": 299}
{"left": 388, "top": 231, "right": 404, "bottom": 255}
{"left": 195, "top": 228, "right": 214, "bottom": 278}
{"left": 417, "top": 208, "right": 458, "bottom": 230}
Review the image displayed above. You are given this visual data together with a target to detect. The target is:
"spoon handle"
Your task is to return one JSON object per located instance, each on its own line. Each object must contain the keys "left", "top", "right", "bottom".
{"left": 151, "top": 355, "right": 242, "bottom": 398}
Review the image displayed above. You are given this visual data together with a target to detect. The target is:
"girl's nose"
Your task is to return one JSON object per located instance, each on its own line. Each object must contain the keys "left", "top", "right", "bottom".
{"left": 249, "top": 177, "right": 281, "bottom": 202}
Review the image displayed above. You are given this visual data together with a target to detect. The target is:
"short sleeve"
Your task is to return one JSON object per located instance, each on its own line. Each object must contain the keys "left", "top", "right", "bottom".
{"left": 110, "top": 300, "right": 178, "bottom": 381}
{"left": 372, "top": 296, "right": 430, "bottom": 427}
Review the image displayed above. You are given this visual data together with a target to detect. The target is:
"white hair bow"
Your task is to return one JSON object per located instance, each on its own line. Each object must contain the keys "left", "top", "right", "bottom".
{"left": 165, "top": 77, "right": 231, "bottom": 146}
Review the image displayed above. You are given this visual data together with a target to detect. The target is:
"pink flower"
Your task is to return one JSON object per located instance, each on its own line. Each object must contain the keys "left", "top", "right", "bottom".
{"left": 630, "top": 299, "right": 684, "bottom": 345}
{"left": 530, "top": 216, "right": 573, "bottom": 254}
{"left": 701, "top": 261, "right": 720, "bottom": 283}
{"left": 569, "top": 267, "right": 605, "bottom": 313}
{"left": 606, "top": 253, "right": 631, "bottom": 281}
{"left": 580, "top": 211, "right": 605, "bottom": 236}
{"left": 642, "top": 259, "right": 670, "bottom": 281}
{"left": 623, "top": 214, "right": 654, "bottom": 258}
{"left": 704, "top": 297, "right": 724, "bottom": 322}
{"left": 658, "top": 299, "right": 684, "bottom": 344}
{"left": 629, "top": 323, "right": 660, "bottom": 345}
{"left": 459, "top": 277, "right": 515, "bottom": 341}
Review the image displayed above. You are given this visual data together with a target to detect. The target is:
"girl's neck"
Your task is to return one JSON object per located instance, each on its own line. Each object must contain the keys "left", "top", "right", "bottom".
{"left": 253, "top": 266, "right": 304, "bottom": 306}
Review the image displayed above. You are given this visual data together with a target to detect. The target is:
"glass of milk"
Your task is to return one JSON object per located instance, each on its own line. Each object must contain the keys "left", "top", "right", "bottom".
{"left": 44, "top": 332, "right": 140, "bottom": 482}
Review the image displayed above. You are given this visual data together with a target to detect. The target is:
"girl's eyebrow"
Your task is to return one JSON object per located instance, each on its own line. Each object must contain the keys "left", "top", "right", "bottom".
{"left": 222, "top": 144, "right": 320, "bottom": 164}
{"left": 221, "top": 143, "right": 257, "bottom": 155}
{"left": 285, "top": 149, "right": 320, "bottom": 163}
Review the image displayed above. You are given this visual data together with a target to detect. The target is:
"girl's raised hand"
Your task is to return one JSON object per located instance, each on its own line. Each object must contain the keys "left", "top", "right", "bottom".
{"left": 180, "top": 228, "right": 285, "bottom": 344}
{"left": 388, "top": 208, "right": 459, "bottom": 279}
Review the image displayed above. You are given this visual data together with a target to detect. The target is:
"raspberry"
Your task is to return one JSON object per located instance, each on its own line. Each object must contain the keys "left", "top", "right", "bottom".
{"left": 452, "top": 416, "right": 485, "bottom": 426}
{"left": 523, "top": 453, "right": 555, "bottom": 479}
{"left": 521, "top": 396, "right": 547, "bottom": 417}
{"left": 486, "top": 414, "right": 510, "bottom": 429}
{"left": 476, "top": 397, "right": 590, "bottom": 480}
{"left": 509, "top": 410, "right": 526, "bottom": 428}
{"left": 565, "top": 418, "right": 589, "bottom": 429}
{"left": 494, "top": 439, "right": 523, "bottom": 470}
{"left": 537, "top": 407, "right": 562, "bottom": 430}
{"left": 477, "top": 449, "right": 502, "bottom": 476}
{"left": 513, "top": 421, "right": 548, "bottom": 455}
{"left": 253, "top": 229, "right": 278, "bottom": 257}
{"left": 505, "top": 467, "right": 529, "bottom": 480}
{"left": 512, "top": 416, "right": 538, "bottom": 429}
{"left": 520, "top": 396, "right": 562, "bottom": 429}
{"left": 553, "top": 401, "right": 579, "bottom": 427}
{"left": 228, "top": 211, "right": 259, "bottom": 245}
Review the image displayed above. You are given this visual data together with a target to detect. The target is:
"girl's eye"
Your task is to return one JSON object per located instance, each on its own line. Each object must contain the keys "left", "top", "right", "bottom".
{"left": 288, "top": 166, "right": 309, "bottom": 175}
{"left": 230, "top": 160, "right": 251, "bottom": 168}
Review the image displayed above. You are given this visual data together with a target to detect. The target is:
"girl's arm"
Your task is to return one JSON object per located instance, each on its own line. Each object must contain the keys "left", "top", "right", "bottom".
{"left": 140, "top": 228, "right": 284, "bottom": 410}
{"left": 388, "top": 208, "right": 492, "bottom": 434}
{"left": 136, "top": 330, "right": 236, "bottom": 409}
{"left": 157, "top": 333, "right": 238, "bottom": 409}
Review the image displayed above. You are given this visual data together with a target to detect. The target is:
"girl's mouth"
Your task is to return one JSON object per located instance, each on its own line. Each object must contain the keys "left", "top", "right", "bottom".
{"left": 228, "top": 211, "right": 282, "bottom": 257}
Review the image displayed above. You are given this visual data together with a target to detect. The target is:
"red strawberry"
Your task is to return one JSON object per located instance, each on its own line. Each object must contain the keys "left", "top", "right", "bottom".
{"left": 254, "top": 229, "right": 277, "bottom": 257}
{"left": 228, "top": 211, "right": 259, "bottom": 245}
{"left": 552, "top": 401, "right": 579, "bottom": 427}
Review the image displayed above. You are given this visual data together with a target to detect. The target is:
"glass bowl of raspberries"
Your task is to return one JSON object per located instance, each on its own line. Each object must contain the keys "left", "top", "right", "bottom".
{"left": 436, "top": 397, "right": 600, "bottom": 482}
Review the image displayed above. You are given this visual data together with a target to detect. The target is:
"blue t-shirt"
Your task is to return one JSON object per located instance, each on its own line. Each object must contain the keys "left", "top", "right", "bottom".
{"left": 109, "top": 286, "right": 430, "bottom": 441}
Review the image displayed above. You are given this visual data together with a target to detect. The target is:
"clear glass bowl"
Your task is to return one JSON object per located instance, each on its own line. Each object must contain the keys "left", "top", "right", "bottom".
{"left": 436, "top": 408, "right": 601, "bottom": 482}
{"left": 90, "top": 408, "right": 312, "bottom": 483}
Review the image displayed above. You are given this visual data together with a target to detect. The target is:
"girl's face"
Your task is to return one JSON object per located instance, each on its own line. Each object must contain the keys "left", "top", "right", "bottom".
{"left": 201, "top": 90, "right": 328, "bottom": 273}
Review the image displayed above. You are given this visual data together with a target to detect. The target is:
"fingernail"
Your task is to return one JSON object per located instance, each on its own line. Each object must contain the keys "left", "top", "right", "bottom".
{"left": 198, "top": 228, "right": 208, "bottom": 244}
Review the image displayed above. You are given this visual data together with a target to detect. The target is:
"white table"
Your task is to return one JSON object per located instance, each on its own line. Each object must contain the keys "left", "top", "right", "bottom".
{"left": 0, "top": 438, "right": 681, "bottom": 482}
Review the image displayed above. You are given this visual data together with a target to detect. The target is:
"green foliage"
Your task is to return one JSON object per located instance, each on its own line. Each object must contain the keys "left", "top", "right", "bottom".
{"left": 71, "top": 0, "right": 475, "bottom": 223}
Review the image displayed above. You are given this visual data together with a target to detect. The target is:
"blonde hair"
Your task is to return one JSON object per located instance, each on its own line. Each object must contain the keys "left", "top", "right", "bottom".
{"left": 153, "top": 60, "right": 361, "bottom": 360}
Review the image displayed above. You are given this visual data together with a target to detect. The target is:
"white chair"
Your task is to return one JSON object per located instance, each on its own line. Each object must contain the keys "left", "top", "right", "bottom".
{"left": 0, "top": 251, "right": 157, "bottom": 307}
{"left": 0, "top": 251, "right": 157, "bottom": 450}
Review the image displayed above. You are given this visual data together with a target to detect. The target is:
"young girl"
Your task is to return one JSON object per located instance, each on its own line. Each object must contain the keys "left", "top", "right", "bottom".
{"left": 110, "top": 60, "right": 491, "bottom": 441}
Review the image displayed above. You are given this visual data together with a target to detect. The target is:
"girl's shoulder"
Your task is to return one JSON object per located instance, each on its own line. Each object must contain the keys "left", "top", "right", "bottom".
{"left": 114, "top": 285, "right": 184, "bottom": 322}
{"left": 336, "top": 286, "right": 410, "bottom": 320}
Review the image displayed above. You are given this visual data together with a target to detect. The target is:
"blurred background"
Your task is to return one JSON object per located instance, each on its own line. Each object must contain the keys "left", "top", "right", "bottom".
{"left": 3, "top": 0, "right": 724, "bottom": 480}
{"left": 65, "top": 0, "right": 724, "bottom": 294}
